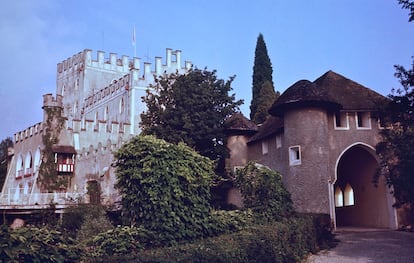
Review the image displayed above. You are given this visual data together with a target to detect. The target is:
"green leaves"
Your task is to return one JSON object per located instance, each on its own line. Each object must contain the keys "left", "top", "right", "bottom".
{"left": 113, "top": 135, "right": 215, "bottom": 245}
{"left": 140, "top": 68, "right": 242, "bottom": 168}
{"left": 235, "top": 162, "right": 293, "bottom": 221}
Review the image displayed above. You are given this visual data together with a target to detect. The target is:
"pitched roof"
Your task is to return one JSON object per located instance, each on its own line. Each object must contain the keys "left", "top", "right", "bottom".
{"left": 269, "top": 70, "right": 387, "bottom": 116}
{"left": 52, "top": 145, "right": 77, "bottom": 154}
{"left": 248, "top": 116, "right": 283, "bottom": 143}
{"left": 225, "top": 113, "right": 258, "bottom": 135}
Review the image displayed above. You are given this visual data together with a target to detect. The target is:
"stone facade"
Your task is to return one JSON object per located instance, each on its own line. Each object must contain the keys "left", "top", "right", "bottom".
{"left": 226, "top": 71, "right": 399, "bottom": 229}
{"left": 0, "top": 48, "right": 191, "bottom": 212}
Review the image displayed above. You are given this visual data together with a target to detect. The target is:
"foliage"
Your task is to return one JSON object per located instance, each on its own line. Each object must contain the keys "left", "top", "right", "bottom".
{"left": 250, "top": 33, "right": 275, "bottom": 123}
{"left": 375, "top": 2, "right": 414, "bottom": 218}
{"left": 38, "top": 106, "right": 67, "bottom": 192}
{"left": 140, "top": 68, "right": 243, "bottom": 167}
{"left": 105, "top": 214, "right": 333, "bottom": 263}
{"left": 85, "top": 226, "right": 146, "bottom": 260}
{"left": 235, "top": 162, "right": 294, "bottom": 221}
{"left": 253, "top": 80, "right": 280, "bottom": 124}
{"left": 0, "top": 137, "right": 13, "bottom": 189}
{"left": 113, "top": 135, "right": 215, "bottom": 245}
{"left": 399, "top": 0, "right": 414, "bottom": 21}
{"left": 376, "top": 59, "right": 414, "bottom": 208}
{"left": 76, "top": 205, "right": 113, "bottom": 244}
{"left": 0, "top": 224, "right": 82, "bottom": 262}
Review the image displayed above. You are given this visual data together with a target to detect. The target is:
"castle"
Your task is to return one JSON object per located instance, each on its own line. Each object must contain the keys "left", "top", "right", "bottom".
{"left": 0, "top": 48, "right": 191, "bottom": 215}
{"left": 0, "top": 48, "right": 406, "bottom": 230}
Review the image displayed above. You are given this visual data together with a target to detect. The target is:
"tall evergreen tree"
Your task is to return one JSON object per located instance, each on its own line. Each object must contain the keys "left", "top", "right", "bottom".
{"left": 250, "top": 33, "right": 275, "bottom": 123}
{"left": 253, "top": 81, "right": 280, "bottom": 124}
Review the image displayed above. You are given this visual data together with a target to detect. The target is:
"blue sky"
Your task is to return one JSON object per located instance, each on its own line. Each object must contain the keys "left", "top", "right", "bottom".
{"left": 0, "top": 0, "right": 413, "bottom": 140}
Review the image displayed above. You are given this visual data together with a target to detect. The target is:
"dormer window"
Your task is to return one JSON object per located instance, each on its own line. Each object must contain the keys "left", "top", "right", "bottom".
{"left": 334, "top": 111, "right": 349, "bottom": 130}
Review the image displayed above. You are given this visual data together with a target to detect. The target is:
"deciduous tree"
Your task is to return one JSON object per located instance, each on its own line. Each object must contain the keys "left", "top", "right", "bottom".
{"left": 0, "top": 137, "right": 13, "bottom": 188}
{"left": 140, "top": 68, "right": 242, "bottom": 166}
{"left": 375, "top": 1, "right": 414, "bottom": 221}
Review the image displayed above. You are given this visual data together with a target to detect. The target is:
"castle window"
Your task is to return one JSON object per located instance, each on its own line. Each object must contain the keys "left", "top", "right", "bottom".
{"left": 356, "top": 112, "right": 371, "bottom": 129}
{"left": 62, "top": 84, "right": 65, "bottom": 96}
{"left": 289, "top": 145, "right": 301, "bottom": 166}
{"left": 104, "top": 106, "right": 109, "bottom": 121}
{"left": 262, "top": 140, "right": 269, "bottom": 155}
{"left": 16, "top": 154, "right": 24, "bottom": 179}
{"left": 335, "top": 186, "right": 344, "bottom": 207}
{"left": 276, "top": 135, "right": 282, "bottom": 149}
{"left": 73, "top": 101, "right": 78, "bottom": 114}
{"left": 119, "top": 98, "right": 124, "bottom": 114}
{"left": 344, "top": 183, "right": 355, "bottom": 206}
{"left": 334, "top": 111, "right": 349, "bottom": 130}
{"left": 24, "top": 152, "right": 33, "bottom": 177}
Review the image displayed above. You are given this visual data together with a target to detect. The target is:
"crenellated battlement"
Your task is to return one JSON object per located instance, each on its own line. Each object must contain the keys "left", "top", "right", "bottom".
{"left": 84, "top": 74, "right": 129, "bottom": 110}
{"left": 14, "top": 122, "right": 44, "bottom": 144}
{"left": 42, "top": 94, "right": 63, "bottom": 109}
{"left": 57, "top": 48, "right": 192, "bottom": 79}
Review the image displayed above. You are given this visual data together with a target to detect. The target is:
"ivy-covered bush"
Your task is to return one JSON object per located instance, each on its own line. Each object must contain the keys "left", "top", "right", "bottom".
{"left": 113, "top": 135, "right": 215, "bottom": 245}
{"left": 0, "top": 224, "right": 82, "bottom": 262}
{"left": 235, "top": 162, "right": 294, "bottom": 221}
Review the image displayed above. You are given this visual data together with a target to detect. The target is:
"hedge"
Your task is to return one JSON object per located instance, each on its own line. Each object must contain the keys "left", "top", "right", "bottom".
{"left": 86, "top": 213, "right": 333, "bottom": 263}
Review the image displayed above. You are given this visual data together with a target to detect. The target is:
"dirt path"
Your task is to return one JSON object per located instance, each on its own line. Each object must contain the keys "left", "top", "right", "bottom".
{"left": 306, "top": 229, "right": 414, "bottom": 263}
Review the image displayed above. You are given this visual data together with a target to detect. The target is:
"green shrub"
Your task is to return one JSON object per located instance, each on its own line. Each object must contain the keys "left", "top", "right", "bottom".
{"left": 133, "top": 214, "right": 331, "bottom": 263}
{"left": 0, "top": 224, "right": 82, "bottom": 262}
{"left": 113, "top": 135, "right": 215, "bottom": 245}
{"left": 76, "top": 205, "right": 113, "bottom": 244}
{"left": 235, "top": 162, "right": 294, "bottom": 221}
{"left": 86, "top": 226, "right": 147, "bottom": 259}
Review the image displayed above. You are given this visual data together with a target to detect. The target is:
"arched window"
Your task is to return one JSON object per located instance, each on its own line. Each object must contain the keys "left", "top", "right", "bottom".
{"left": 335, "top": 186, "right": 343, "bottom": 207}
{"left": 16, "top": 154, "right": 24, "bottom": 178}
{"left": 24, "top": 152, "right": 33, "bottom": 177}
{"left": 344, "top": 184, "right": 355, "bottom": 206}
{"left": 61, "top": 84, "right": 65, "bottom": 96}
{"left": 34, "top": 148, "right": 41, "bottom": 172}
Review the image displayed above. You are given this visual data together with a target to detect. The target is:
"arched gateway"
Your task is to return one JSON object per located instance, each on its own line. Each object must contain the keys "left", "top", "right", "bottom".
{"left": 333, "top": 143, "right": 397, "bottom": 229}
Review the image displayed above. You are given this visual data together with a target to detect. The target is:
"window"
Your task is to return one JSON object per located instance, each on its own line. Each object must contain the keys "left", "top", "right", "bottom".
{"left": 61, "top": 84, "right": 65, "bottom": 96}
{"left": 262, "top": 141, "right": 269, "bottom": 155}
{"left": 276, "top": 135, "right": 282, "bottom": 149}
{"left": 104, "top": 106, "right": 109, "bottom": 121}
{"left": 344, "top": 184, "right": 355, "bottom": 206}
{"left": 119, "top": 97, "right": 124, "bottom": 114}
{"left": 335, "top": 187, "right": 343, "bottom": 207}
{"left": 356, "top": 112, "right": 371, "bottom": 129}
{"left": 73, "top": 101, "right": 78, "bottom": 114}
{"left": 334, "top": 111, "right": 349, "bottom": 129}
{"left": 289, "top": 145, "right": 301, "bottom": 166}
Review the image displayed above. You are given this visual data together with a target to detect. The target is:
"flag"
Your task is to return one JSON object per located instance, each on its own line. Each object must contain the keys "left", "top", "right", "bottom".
{"left": 132, "top": 25, "right": 136, "bottom": 46}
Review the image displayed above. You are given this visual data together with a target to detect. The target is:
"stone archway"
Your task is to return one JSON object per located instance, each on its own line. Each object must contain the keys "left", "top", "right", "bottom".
{"left": 334, "top": 144, "right": 393, "bottom": 228}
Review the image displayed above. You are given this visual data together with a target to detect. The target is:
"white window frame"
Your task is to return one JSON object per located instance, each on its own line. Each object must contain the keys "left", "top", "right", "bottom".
{"left": 334, "top": 111, "right": 349, "bottom": 130}
{"left": 289, "top": 145, "right": 301, "bottom": 166}
{"left": 356, "top": 112, "right": 371, "bottom": 130}
{"left": 262, "top": 140, "right": 269, "bottom": 155}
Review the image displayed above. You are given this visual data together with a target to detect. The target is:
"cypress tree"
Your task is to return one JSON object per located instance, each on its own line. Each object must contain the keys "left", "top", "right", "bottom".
{"left": 250, "top": 33, "right": 275, "bottom": 123}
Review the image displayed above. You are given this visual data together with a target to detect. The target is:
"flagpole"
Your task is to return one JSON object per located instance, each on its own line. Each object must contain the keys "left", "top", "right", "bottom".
{"left": 132, "top": 25, "right": 136, "bottom": 58}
